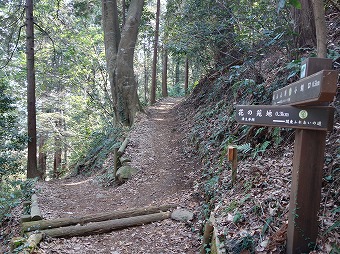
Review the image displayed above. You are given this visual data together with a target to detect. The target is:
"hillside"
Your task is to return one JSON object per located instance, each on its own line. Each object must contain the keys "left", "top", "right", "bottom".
{"left": 174, "top": 7, "right": 340, "bottom": 251}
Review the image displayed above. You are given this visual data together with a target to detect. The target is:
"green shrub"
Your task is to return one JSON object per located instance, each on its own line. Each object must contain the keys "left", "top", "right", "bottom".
{"left": 0, "top": 178, "right": 36, "bottom": 224}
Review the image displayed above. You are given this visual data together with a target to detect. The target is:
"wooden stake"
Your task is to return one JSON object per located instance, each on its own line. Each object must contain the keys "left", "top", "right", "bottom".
{"left": 113, "top": 148, "right": 118, "bottom": 180}
{"left": 287, "top": 129, "right": 326, "bottom": 253}
{"left": 118, "top": 137, "right": 129, "bottom": 156}
{"left": 200, "top": 219, "right": 214, "bottom": 254}
{"left": 228, "top": 146, "right": 238, "bottom": 186}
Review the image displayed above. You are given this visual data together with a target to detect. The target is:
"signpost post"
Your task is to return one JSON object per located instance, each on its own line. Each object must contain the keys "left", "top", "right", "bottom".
{"left": 235, "top": 58, "right": 338, "bottom": 253}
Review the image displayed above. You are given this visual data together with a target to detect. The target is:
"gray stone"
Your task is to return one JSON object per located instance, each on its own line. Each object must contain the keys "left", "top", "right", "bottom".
{"left": 119, "top": 157, "right": 132, "bottom": 165}
{"left": 116, "top": 165, "right": 138, "bottom": 183}
{"left": 171, "top": 208, "right": 194, "bottom": 222}
{"left": 96, "top": 193, "right": 106, "bottom": 199}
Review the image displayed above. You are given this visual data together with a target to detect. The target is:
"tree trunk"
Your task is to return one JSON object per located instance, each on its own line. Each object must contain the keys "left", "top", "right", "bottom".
{"left": 38, "top": 133, "right": 47, "bottom": 178}
{"left": 175, "top": 58, "right": 180, "bottom": 94}
{"left": 292, "top": 0, "right": 317, "bottom": 48}
{"left": 115, "top": 0, "right": 144, "bottom": 126}
{"left": 102, "top": 0, "right": 120, "bottom": 122}
{"left": 39, "top": 212, "right": 171, "bottom": 238}
{"left": 312, "top": 0, "right": 327, "bottom": 58}
{"left": 102, "top": 0, "right": 144, "bottom": 126}
{"left": 143, "top": 43, "right": 149, "bottom": 103}
{"left": 162, "top": 47, "right": 168, "bottom": 97}
{"left": 184, "top": 56, "right": 189, "bottom": 95}
{"left": 150, "top": 0, "right": 161, "bottom": 105}
{"left": 22, "top": 204, "right": 176, "bottom": 232}
{"left": 53, "top": 117, "right": 62, "bottom": 178}
{"left": 26, "top": 0, "right": 41, "bottom": 179}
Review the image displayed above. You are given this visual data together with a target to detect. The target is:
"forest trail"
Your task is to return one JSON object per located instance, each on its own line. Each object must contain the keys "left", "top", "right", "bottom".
{"left": 36, "top": 97, "right": 201, "bottom": 253}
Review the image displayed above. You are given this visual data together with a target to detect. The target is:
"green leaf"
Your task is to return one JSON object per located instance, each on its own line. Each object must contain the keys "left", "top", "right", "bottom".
{"left": 289, "top": 0, "right": 301, "bottom": 9}
{"left": 233, "top": 212, "right": 243, "bottom": 223}
{"left": 324, "top": 221, "right": 340, "bottom": 235}
{"left": 262, "top": 217, "right": 273, "bottom": 235}
{"left": 332, "top": 207, "right": 340, "bottom": 214}
{"left": 324, "top": 175, "right": 333, "bottom": 182}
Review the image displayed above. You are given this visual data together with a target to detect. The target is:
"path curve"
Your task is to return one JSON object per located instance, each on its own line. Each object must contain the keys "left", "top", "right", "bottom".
{"left": 36, "top": 97, "right": 201, "bottom": 254}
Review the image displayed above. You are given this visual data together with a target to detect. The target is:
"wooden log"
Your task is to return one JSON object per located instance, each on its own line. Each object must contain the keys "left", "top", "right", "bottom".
{"left": 39, "top": 211, "right": 171, "bottom": 238}
{"left": 22, "top": 201, "right": 31, "bottom": 209}
{"left": 30, "top": 194, "right": 42, "bottom": 221}
{"left": 200, "top": 219, "right": 214, "bottom": 254}
{"left": 113, "top": 148, "right": 118, "bottom": 180}
{"left": 22, "top": 204, "right": 176, "bottom": 232}
{"left": 25, "top": 233, "right": 43, "bottom": 253}
{"left": 117, "top": 137, "right": 129, "bottom": 156}
{"left": 10, "top": 233, "right": 43, "bottom": 253}
{"left": 21, "top": 215, "right": 32, "bottom": 223}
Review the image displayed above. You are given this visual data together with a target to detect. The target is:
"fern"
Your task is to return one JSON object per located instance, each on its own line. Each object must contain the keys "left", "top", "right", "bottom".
{"left": 237, "top": 143, "right": 252, "bottom": 154}
{"left": 254, "top": 127, "right": 265, "bottom": 137}
{"left": 253, "top": 141, "right": 271, "bottom": 158}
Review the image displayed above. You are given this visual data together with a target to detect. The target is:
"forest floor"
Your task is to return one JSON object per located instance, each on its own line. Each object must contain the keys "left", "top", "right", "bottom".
{"left": 33, "top": 97, "right": 201, "bottom": 253}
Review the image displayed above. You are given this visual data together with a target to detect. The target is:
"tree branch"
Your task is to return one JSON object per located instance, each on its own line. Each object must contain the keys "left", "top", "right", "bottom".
{"left": 0, "top": 24, "right": 25, "bottom": 70}
{"left": 33, "top": 22, "right": 56, "bottom": 62}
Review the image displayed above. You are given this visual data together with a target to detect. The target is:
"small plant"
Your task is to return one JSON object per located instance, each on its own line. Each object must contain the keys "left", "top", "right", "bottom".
{"left": 233, "top": 212, "right": 243, "bottom": 224}
{"left": 252, "top": 140, "right": 271, "bottom": 158}
{"left": 225, "top": 200, "right": 239, "bottom": 213}
{"left": 236, "top": 143, "right": 252, "bottom": 154}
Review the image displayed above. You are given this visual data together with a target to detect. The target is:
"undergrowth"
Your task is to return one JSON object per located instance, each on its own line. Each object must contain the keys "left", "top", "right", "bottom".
{"left": 182, "top": 44, "right": 340, "bottom": 252}
{"left": 71, "top": 125, "right": 124, "bottom": 176}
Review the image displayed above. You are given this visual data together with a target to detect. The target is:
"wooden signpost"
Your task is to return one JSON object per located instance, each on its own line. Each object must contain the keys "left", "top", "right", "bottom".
{"left": 235, "top": 58, "right": 339, "bottom": 254}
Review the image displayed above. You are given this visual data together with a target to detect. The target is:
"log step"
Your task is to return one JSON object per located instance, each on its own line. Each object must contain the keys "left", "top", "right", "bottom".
{"left": 22, "top": 204, "right": 176, "bottom": 232}
{"left": 39, "top": 211, "right": 171, "bottom": 238}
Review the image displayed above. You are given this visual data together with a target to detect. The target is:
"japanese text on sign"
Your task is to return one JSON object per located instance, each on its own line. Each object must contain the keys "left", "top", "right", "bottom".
{"left": 235, "top": 105, "right": 334, "bottom": 131}
{"left": 272, "top": 70, "right": 338, "bottom": 106}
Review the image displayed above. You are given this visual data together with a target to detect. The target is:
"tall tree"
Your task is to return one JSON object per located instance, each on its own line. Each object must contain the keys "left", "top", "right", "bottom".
{"left": 26, "top": 0, "right": 42, "bottom": 179}
{"left": 291, "top": 0, "right": 317, "bottom": 48}
{"left": 312, "top": 0, "right": 327, "bottom": 57}
{"left": 102, "top": 0, "right": 120, "bottom": 123}
{"left": 162, "top": 47, "right": 168, "bottom": 97}
{"left": 115, "top": 0, "right": 144, "bottom": 125}
{"left": 150, "top": 0, "right": 160, "bottom": 104}
{"left": 102, "top": 0, "right": 144, "bottom": 126}
{"left": 184, "top": 56, "right": 189, "bottom": 95}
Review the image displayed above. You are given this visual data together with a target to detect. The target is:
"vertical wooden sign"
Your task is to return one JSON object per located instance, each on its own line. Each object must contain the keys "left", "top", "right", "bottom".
{"left": 235, "top": 58, "right": 338, "bottom": 253}
{"left": 286, "top": 129, "right": 327, "bottom": 253}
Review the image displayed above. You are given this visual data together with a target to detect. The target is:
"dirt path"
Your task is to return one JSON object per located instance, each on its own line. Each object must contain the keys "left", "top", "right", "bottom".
{"left": 36, "top": 98, "right": 201, "bottom": 254}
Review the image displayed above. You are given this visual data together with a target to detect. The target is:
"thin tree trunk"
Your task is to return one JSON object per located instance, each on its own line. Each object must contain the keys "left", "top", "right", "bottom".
{"left": 184, "top": 56, "right": 189, "bottom": 95}
{"left": 26, "top": 0, "right": 41, "bottom": 179}
{"left": 150, "top": 0, "right": 160, "bottom": 105}
{"left": 102, "top": 0, "right": 120, "bottom": 122}
{"left": 312, "top": 0, "right": 327, "bottom": 58}
{"left": 38, "top": 134, "right": 47, "bottom": 178}
{"left": 143, "top": 43, "right": 149, "bottom": 103}
{"left": 162, "top": 47, "right": 168, "bottom": 97}
{"left": 175, "top": 59, "right": 180, "bottom": 95}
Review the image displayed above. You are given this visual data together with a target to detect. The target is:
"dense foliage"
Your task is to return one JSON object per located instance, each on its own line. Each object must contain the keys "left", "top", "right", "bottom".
{"left": 0, "top": 76, "right": 32, "bottom": 225}
{"left": 0, "top": 0, "right": 339, "bottom": 251}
